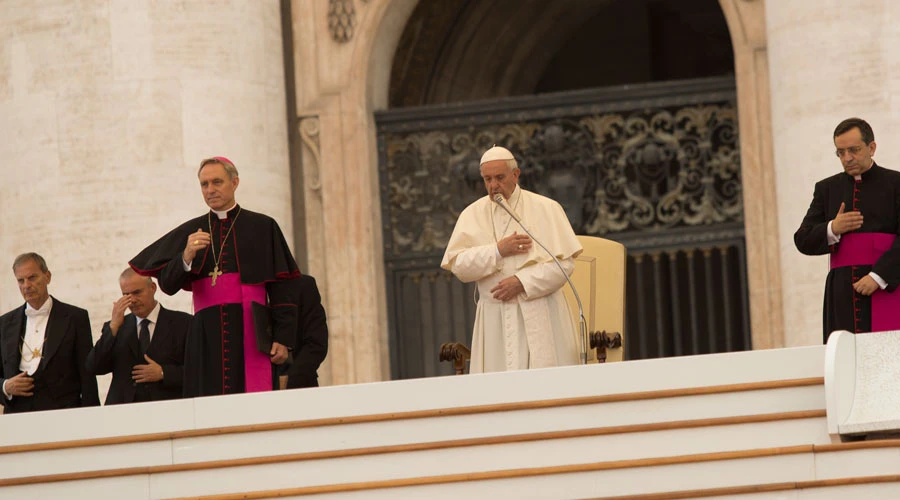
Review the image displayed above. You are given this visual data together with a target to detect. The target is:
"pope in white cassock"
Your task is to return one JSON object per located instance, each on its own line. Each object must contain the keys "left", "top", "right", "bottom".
{"left": 441, "top": 146, "right": 583, "bottom": 373}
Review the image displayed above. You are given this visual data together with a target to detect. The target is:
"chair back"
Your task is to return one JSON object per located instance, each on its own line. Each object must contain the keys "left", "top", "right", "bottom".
{"left": 563, "top": 235, "right": 626, "bottom": 363}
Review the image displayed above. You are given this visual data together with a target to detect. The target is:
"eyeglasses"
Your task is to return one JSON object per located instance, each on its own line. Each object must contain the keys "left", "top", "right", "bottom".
{"left": 835, "top": 145, "right": 867, "bottom": 157}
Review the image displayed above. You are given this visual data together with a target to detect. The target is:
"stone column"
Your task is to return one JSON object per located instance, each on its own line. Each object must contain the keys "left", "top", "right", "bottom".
{"left": 288, "top": 0, "right": 416, "bottom": 384}
{"left": 0, "top": 0, "right": 291, "bottom": 396}
{"left": 766, "top": 0, "right": 900, "bottom": 346}
{"left": 719, "top": 0, "right": 784, "bottom": 350}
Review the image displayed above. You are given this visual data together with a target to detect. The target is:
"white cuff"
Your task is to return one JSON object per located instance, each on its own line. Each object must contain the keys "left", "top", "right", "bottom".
{"left": 2, "top": 380, "right": 12, "bottom": 400}
{"left": 869, "top": 272, "right": 888, "bottom": 290}
{"left": 826, "top": 221, "right": 841, "bottom": 245}
{"left": 495, "top": 245, "right": 502, "bottom": 260}
{"left": 182, "top": 259, "right": 191, "bottom": 271}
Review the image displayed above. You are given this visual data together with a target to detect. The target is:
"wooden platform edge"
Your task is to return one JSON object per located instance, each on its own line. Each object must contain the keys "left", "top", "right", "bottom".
{"left": 0, "top": 377, "right": 824, "bottom": 455}
{"left": 0, "top": 409, "right": 828, "bottom": 488}
{"left": 165, "top": 448, "right": 900, "bottom": 500}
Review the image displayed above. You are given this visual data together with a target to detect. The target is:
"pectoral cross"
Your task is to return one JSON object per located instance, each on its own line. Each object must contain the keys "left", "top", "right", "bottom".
{"left": 209, "top": 265, "right": 222, "bottom": 286}
{"left": 31, "top": 347, "right": 41, "bottom": 358}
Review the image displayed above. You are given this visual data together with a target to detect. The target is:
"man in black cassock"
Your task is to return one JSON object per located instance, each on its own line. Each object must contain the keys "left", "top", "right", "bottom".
{"left": 279, "top": 274, "right": 328, "bottom": 390}
{"left": 130, "top": 156, "right": 300, "bottom": 397}
{"left": 794, "top": 118, "right": 900, "bottom": 343}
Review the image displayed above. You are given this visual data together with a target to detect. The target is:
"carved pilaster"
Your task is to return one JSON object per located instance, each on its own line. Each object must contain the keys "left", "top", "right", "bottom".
{"left": 299, "top": 116, "right": 322, "bottom": 192}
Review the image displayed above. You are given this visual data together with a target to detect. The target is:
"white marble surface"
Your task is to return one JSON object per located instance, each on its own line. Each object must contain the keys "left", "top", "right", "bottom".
{"left": 0, "top": 345, "right": 825, "bottom": 449}
{"left": 150, "top": 451, "right": 818, "bottom": 500}
{"left": 1, "top": 475, "right": 149, "bottom": 500}
{"left": 0, "top": 398, "right": 194, "bottom": 447}
{"left": 186, "top": 345, "right": 825, "bottom": 430}
{"left": 173, "top": 400, "right": 827, "bottom": 465}
{"left": 0, "top": 441, "right": 171, "bottom": 481}
{"left": 824, "top": 330, "right": 855, "bottom": 436}
{"left": 0, "top": 345, "right": 881, "bottom": 500}
{"left": 814, "top": 447, "right": 900, "bottom": 481}
{"left": 825, "top": 330, "right": 900, "bottom": 434}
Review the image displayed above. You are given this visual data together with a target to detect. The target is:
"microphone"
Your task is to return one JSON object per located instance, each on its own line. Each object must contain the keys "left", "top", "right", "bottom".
{"left": 493, "top": 194, "right": 521, "bottom": 222}
{"left": 492, "top": 193, "right": 588, "bottom": 365}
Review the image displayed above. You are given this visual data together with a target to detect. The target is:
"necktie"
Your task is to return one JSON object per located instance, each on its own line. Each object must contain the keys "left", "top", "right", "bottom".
{"left": 139, "top": 319, "right": 150, "bottom": 354}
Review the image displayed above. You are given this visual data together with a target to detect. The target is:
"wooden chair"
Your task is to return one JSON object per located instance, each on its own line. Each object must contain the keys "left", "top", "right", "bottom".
{"left": 563, "top": 235, "right": 626, "bottom": 364}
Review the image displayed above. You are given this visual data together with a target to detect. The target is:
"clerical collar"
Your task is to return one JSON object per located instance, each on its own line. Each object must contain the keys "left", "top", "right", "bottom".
{"left": 855, "top": 163, "right": 877, "bottom": 181}
{"left": 211, "top": 204, "right": 239, "bottom": 220}
{"left": 135, "top": 301, "right": 161, "bottom": 326}
{"left": 25, "top": 296, "right": 53, "bottom": 316}
{"left": 505, "top": 185, "right": 521, "bottom": 206}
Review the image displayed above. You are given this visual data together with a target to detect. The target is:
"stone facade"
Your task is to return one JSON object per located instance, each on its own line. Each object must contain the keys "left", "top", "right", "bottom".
{"left": 0, "top": 0, "right": 291, "bottom": 397}
{"left": 2, "top": 0, "right": 896, "bottom": 393}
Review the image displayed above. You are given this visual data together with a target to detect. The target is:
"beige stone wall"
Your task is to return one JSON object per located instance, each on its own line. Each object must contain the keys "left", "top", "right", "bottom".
{"left": 0, "top": 0, "right": 291, "bottom": 398}
{"left": 766, "top": 0, "right": 900, "bottom": 346}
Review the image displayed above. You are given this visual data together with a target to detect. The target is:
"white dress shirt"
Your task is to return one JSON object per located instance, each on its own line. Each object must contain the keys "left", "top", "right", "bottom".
{"left": 3, "top": 297, "right": 53, "bottom": 399}
{"left": 20, "top": 297, "right": 54, "bottom": 375}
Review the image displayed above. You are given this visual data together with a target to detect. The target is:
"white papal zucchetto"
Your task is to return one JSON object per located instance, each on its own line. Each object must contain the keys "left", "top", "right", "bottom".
{"left": 479, "top": 145, "right": 515, "bottom": 165}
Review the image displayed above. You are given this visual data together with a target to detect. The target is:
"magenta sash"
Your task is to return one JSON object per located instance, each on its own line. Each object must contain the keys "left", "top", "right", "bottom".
{"left": 193, "top": 273, "right": 272, "bottom": 392}
{"left": 830, "top": 232, "right": 900, "bottom": 332}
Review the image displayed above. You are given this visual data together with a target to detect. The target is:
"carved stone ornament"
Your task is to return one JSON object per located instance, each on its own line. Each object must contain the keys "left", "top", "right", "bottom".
{"left": 299, "top": 116, "right": 322, "bottom": 191}
{"left": 328, "top": 0, "right": 356, "bottom": 43}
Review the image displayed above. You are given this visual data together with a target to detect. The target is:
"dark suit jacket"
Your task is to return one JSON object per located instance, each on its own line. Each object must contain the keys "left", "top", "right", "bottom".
{"left": 86, "top": 305, "right": 191, "bottom": 405}
{"left": 286, "top": 275, "right": 328, "bottom": 389}
{"left": 0, "top": 297, "right": 100, "bottom": 413}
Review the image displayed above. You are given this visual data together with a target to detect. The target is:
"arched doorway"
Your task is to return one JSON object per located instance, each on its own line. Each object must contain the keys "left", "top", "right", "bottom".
{"left": 375, "top": 0, "right": 752, "bottom": 379}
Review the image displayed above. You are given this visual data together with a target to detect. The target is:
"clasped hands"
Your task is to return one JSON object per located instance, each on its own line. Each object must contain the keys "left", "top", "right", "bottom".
{"left": 270, "top": 342, "right": 289, "bottom": 365}
{"left": 833, "top": 203, "right": 880, "bottom": 296}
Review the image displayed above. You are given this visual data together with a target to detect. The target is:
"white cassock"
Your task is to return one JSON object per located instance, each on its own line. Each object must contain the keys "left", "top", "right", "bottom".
{"left": 441, "top": 185, "right": 583, "bottom": 373}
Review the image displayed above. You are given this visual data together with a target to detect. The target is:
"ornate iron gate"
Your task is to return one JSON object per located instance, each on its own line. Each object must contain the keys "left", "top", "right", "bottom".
{"left": 376, "top": 76, "right": 749, "bottom": 380}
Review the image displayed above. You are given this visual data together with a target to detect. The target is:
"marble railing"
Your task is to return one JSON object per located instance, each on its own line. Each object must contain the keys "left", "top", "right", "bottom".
{"left": 9, "top": 345, "right": 897, "bottom": 499}
{"left": 826, "top": 329, "right": 900, "bottom": 441}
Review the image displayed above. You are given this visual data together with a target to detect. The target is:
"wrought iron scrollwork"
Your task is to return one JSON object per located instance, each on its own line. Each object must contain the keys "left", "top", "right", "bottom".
{"left": 381, "top": 102, "right": 742, "bottom": 255}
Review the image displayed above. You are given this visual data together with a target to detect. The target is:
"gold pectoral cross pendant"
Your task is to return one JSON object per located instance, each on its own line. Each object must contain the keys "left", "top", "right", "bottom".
{"left": 209, "top": 265, "right": 222, "bottom": 286}
{"left": 32, "top": 347, "right": 41, "bottom": 358}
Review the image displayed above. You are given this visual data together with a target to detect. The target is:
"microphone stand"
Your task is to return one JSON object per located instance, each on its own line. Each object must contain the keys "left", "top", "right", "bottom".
{"left": 493, "top": 194, "right": 588, "bottom": 365}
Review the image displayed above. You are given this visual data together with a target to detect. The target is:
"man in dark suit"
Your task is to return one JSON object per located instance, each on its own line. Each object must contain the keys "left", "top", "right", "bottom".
{"left": 0, "top": 253, "right": 100, "bottom": 413}
{"left": 86, "top": 268, "right": 191, "bottom": 404}
{"left": 281, "top": 274, "right": 328, "bottom": 389}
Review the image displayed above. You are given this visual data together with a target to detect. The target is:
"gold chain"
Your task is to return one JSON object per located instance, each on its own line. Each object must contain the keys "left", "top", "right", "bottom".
{"left": 20, "top": 334, "right": 45, "bottom": 361}
{"left": 206, "top": 207, "right": 242, "bottom": 285}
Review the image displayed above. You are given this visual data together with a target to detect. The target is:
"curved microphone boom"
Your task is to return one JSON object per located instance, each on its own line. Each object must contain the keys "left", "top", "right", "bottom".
{"left": 493, "top": 194, "right": 588, "bottom": 364}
